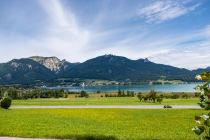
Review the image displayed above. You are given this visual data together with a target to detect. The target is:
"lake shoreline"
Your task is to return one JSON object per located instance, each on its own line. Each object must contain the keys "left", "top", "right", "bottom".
{"left": 45, "top": 83, "right": 200, "bottom": 93}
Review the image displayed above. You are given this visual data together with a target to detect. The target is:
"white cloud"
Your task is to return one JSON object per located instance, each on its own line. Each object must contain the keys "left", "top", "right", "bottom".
{"left": 137, "top": 0, "right": 200, "bottom": 23}
{"left": 39, "top": 0, "right": 79, "bottom": 35}
{"left": 38, "top": 0, "right": 90, "bottom": 54}
{"left": 149, "top": 25, "right": 210, "bottom": 69}
{"left": 0, "top": 0, "right": 92, "bottom": 62}
{"left": 0, "top": 0, "right": 209, "bottom": 70}
{"left": 89, "top": 24, "right": 210, "bottom": 69}
{"left": 151, "top": 43, "right": 210, "bottom": 70}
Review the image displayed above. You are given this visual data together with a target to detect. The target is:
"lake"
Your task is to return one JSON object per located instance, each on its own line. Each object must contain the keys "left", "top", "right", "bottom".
{"left": 46, "top": 83, "right": 200, "bottom": 93}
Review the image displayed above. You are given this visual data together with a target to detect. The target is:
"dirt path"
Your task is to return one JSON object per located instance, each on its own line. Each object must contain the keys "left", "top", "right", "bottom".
{"left": 0, "top": 137, "right": 61, "bottom": 140}
{"left": 11, "top": 105, "right": 201, "bottom": 109}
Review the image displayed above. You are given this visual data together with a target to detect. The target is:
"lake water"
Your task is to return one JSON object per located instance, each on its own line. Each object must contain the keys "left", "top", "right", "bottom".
{"left": 46, "top": 83, "right": 200, "bottom": 93}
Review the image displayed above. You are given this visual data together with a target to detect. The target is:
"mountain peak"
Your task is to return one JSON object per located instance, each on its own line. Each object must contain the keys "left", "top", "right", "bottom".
{"left": 144, "top": 58, "right": 150, "bottom": 63}
{"left": 137, "top": 58, "right": 151, "bottom": 63}
{"left": 103, "top": 54, "right": 115, "bottom": 57}
{"left": 29, "top": 56, "right": 60, "bottom": 61}
{"left": 206, "top": 66, "right": 210, "bottom": 70}
{"left": 100, "top": 54, "right": 129, "bottom": 60}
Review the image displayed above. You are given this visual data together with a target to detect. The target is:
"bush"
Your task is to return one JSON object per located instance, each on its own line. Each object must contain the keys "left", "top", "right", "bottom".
{"left": 156, "top": 97, "right": 163, "bottom": 104}
{"left": 0, "top": 96, "right": 12, "bottom": 109}
{"left": 80, "top": 91, "right": 88, "bottom": 98}
{"left": 181, "top": 93, "right": 190, "bottom": 99}
{"left": 137, "top": 93, "right": 143, "bottom": 102}
{"left": 194, "top": 92, "right": 200, "bottom": 97}
{"left": 64, "top": 94, "right": 68, "bottom": 98}
{"left": 85, "top": 93, "right": 89, "bottom": 98}
{"left": 171, "top": 94, "right": 179, "bottom": 99}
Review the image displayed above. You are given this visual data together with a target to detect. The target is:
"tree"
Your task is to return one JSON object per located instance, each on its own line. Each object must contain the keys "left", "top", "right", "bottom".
{"left": 137, "top": 93, "right": 143, "bottom": 102}
{"left": 156, "top": 97, "right": 163, "bottom": 104}
{"left": 80, "top": 91, "right": 89, "bottom": 98}
{"left": 192, "top": 72, "right": 210, "bottom": 140}
{"left": 117, "top": 89, "right": 122, "bottom": 97}
{"left": 148, "top": 90, "right": 157, "bottom": 103}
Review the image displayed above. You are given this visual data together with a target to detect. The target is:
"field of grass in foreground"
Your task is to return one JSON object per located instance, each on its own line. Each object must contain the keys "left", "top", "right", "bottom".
{"left": 0, "top": 108, "right": 205, "bottom": 140}
{"left": 12, "top": 97, "right": 198, "bottom": 106}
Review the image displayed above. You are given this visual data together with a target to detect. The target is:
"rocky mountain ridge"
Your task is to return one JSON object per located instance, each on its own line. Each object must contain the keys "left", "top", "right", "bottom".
{"left": 29, "top": 56, "right": 69, "bottom": 73}
{"left": 0, "top": 55, "right": 209, "bottom": 85}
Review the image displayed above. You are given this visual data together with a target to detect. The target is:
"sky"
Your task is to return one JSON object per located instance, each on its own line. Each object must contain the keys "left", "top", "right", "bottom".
{"left": 0, "top": 0, "right": 210, "bottom": 69}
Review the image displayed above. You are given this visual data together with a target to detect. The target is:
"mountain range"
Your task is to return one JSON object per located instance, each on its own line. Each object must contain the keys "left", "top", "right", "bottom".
{"left": 0, "top": 54, "right": 209, "bottom": 85}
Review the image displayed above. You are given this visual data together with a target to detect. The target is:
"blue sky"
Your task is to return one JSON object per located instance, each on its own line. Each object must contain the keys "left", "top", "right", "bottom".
{"left": 0, "top": 0, "right": 210, "bottom": 69}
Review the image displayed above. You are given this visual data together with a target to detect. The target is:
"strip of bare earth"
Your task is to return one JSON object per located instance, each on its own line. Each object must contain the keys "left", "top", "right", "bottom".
{"left": 0, "top": 137, "right": 60, "bottom": 140}
{"left": 10, "top": 105, "right": 201, "bottom": 109}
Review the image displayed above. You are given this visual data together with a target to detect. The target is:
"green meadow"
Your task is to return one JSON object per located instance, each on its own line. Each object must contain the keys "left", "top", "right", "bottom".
{"left": 2, "top": 93, "right": 202, "bottom": 140}
{"left": 0, "top": 108, "right": 204, "bottom": 140}
{"left": 13, "top": 97, "right": 198, "bottom": 106}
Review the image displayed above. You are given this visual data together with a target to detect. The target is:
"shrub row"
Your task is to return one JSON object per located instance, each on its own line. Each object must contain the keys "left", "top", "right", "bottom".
{"left": 117, "top": 90, "right": 135, "bottom": 97}
{"left": 137, "top": 90, "right": 163, "bottom": 103}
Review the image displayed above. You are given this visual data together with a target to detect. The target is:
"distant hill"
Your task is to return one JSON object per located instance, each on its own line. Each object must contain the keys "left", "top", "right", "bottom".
{"left": 0, "top": 55, "right": 208, "bottom": 85}
{"left": 62, "top": 54, "right": 195, "bottom": 81}
{"left": 193, "top": 67, "right": 210, "bottom": 74}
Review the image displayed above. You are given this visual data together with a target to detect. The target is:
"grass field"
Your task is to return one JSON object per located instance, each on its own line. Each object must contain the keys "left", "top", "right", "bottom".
{"left": 12, "top": 97, "right": 198, "bottom": 106}
{"left": 0, "top": 108, "right": 205, "bottom": 140}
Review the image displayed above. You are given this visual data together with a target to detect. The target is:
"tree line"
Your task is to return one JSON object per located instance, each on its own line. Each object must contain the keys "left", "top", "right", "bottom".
{"left": 0, "top": 87, "right": 67, "bottom": 99}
